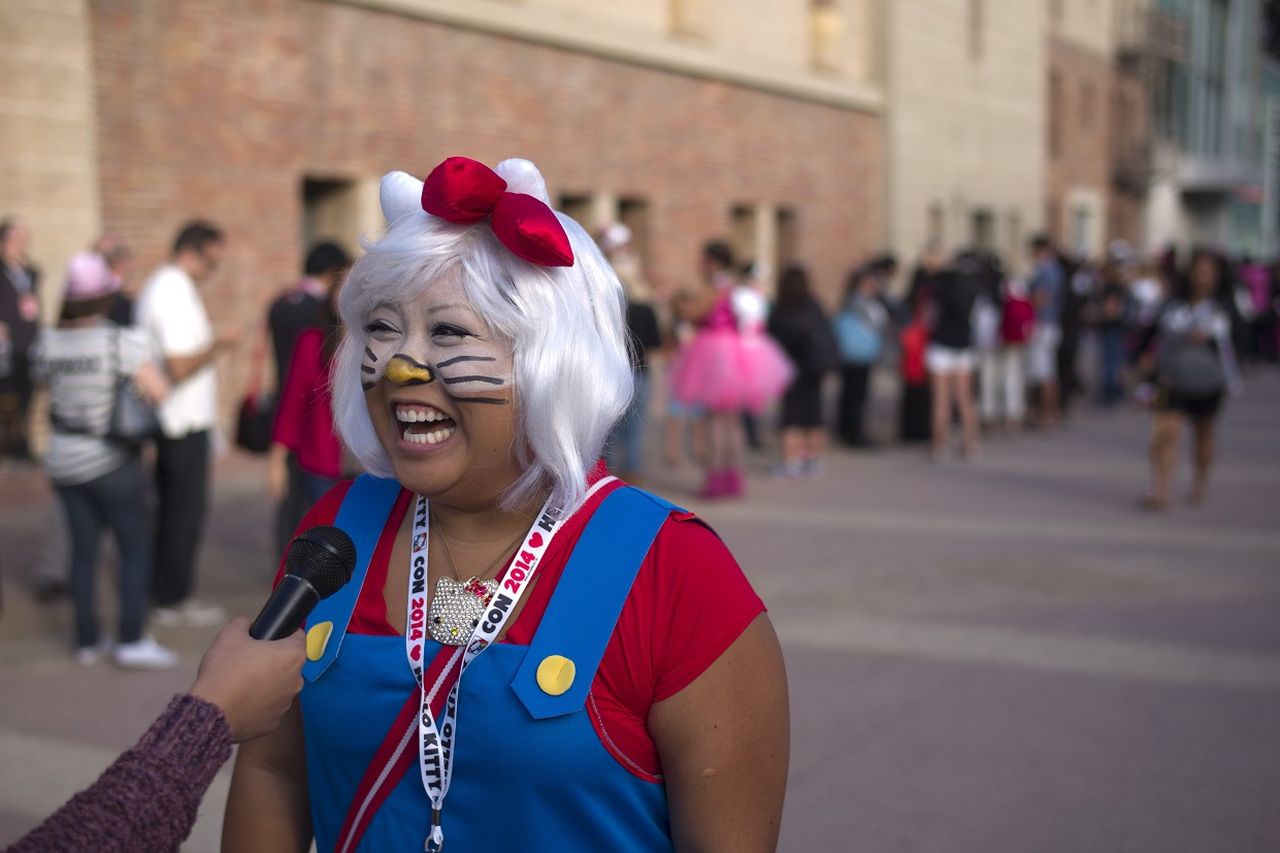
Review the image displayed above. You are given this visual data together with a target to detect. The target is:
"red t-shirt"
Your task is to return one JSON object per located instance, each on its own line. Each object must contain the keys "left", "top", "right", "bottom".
{"left": 282, "top": 473, "right": 765, "bottom": 781}
{"left": 271, "top": 328, "right": 342, "bottom": 478}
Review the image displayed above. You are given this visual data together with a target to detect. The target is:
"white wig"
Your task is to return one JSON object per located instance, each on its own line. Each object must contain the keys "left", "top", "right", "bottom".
{"left": 332, "top": 158, "right": 634, "bottom": 512}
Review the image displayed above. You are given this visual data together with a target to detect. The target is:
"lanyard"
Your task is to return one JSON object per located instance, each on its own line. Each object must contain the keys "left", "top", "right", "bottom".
{"left": 403, "top": 477, "right": 615, "bottom": 852}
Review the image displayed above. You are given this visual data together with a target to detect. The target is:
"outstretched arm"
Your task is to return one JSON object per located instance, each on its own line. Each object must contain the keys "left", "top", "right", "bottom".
{"left": 10, "top": 619, "right": 305, "bottom": 853}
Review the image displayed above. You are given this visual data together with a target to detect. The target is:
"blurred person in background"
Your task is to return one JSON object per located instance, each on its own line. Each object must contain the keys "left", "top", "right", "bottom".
{"left": 899, "top": 302, "right": 932, "bottom": 444}
{"left": 926, "top": 250, "right": 982, "bottom": 460}
{"left": 1057, "top": 252, "right": 1093, "bottom": 417}
{"left": 834, "top": 266, "right": 888, "bottom": 448}
{"left": 600, "top": 223, "right": 662, "bottom": 484}
{"left": 971, "top": 255, "right": 1003, "bottom": 431}
{"left": 735, "top": 260, "right": 771, "bottom": 452}
{"left": 136, "top": 220, "right": 238, "bottom": 628}
{"left": 1237, "top": 255, "right": 1272, "bottom": 362}
{"left": 660, "top": 286, "right": 706, "bottom": 469}
{"left": 1264, "top": 259, "right": 1280, "bottom": 361}
{"left": 267, "top": 248, "right": 352, "bottom": 525}
{"left": 671, "top": 240, "right": 791, "bottom": 498}
{"left": 767, "top": 263, "right": 837, "bottom": 477}
{"left": 33, "top": 252, "right": 177, "bottom": 668}
{"left": 869, "top": 252, "right": 904, "bottom": 325}
{"left": 10, "top": 618, "right": 305, "bottom": 853}
{"left": 0, "top": 217, "right": 41, "bottom": 461}
{"left": 30, "top": 234, "right": 136, "bottom": 604}
{"left": 1134, "top": 249, "right": 1241, "bottom": 510}
{"left": 267, "top": 241, "right": 352, "bottom": 554}
{"left": 96, "top": 234, "right": 137, "bottom": 326}
{"left": 1026, "top": 234, "right": 1065, "bottom": 429}
{"left": 982, "top": 276, "right": 1035, "bottom": 432}
{"left": 1091, "top": 250, "right": 1135, "bottom": 408}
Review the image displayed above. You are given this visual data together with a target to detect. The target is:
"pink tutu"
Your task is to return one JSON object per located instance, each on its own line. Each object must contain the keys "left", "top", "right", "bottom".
{"left": 672, "top": 326, "right": 794, "bottom": 413}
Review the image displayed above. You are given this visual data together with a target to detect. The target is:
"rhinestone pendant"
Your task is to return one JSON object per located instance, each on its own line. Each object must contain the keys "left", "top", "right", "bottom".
{"left": 428, "top": 577, "right": 498, "bottom": 646}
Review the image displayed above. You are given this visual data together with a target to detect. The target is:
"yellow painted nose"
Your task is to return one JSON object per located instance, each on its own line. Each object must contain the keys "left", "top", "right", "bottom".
{"left": 385, "top": 355, "right": 435, "bottom": 386}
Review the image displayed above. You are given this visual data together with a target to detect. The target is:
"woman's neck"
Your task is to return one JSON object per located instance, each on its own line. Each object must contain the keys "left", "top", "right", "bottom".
{"left": 426, "top": 494, "right": 545, "bottom": 546}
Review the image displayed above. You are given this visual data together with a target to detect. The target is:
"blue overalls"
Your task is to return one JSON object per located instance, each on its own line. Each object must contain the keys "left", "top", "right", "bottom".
{"left": 300, "top": 475, "right": 678, "bottom": 852}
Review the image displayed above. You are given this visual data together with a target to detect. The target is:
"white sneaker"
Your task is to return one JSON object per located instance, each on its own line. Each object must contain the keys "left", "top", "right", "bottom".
{"left": 113, "top": 635, "right": 180, "bottom": 670}
{"left": 74, "top": 638, "right": 113, "bottom": 666}
{"left": 152, "top": 600, "right": 227, "bottom": 628}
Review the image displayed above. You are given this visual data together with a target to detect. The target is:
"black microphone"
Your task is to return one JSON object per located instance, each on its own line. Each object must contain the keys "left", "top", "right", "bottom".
{"left": 250, "top": 526, "right": 357, "bottom": 640}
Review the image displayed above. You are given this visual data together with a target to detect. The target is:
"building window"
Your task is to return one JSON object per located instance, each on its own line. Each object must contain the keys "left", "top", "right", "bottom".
{"left": 1006, "top": 210, "right": 1022, "bottom": 272}
{"left": 968, "top": 0, "right": 985, "bottom": 62}
{"left": 1048, "top": 71, "right": 1063, "bottom": 159}
{"left": 670, "top": 0, "right": 708, "bottom": 40}
{"left": 971, "top": 209, "right": 995, "bottom": 253}
{"left": 303, "top": 177, "right": 358, "bottom": 254}
{"left": 927, "top": 203, "right": 945, "bottom": 245}
{"left": 777, "top": 207, "right": 798, "bottom": 272}
{"left": 811, "top": 0, "right": 844, "bottom": 73}
{"left": 1071, "top": 206, "right": 1092, "bottom": 256}
{"left": 1080, "top": 81, "right": 1096, "bottom": 134}
{"left": 730, "top": 204, "right": 754, "bottom": 272}
{"left": 618, "top": 197, "right": 651, "bottom": 274}
{"left": 558, "top": 193, "right": 594, "bottom": 230}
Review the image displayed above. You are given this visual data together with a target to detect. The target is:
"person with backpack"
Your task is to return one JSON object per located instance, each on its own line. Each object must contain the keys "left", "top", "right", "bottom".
{"left": 33, "top": 252, "right": 178, "bottom": 668}
{"left": 1134, "top": 249, "right": 1241, "bottom": 510}
{"left": 768, "top": 264, "right": 838, "bottom": 476}
{"left": 833, "top": 266, "right": 888, "bottom": 448}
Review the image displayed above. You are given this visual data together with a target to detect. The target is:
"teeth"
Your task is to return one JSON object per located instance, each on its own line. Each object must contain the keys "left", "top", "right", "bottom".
{"left": 403, "top": 427, "right": 455, "bottom": 446}
{"left": 396, "top": 406, "right": 448, "bottom": 424}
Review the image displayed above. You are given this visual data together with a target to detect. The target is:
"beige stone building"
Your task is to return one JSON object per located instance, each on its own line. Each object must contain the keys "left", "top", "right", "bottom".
{"left": 883, "top": 0, "right": 1047, "bottom": 279}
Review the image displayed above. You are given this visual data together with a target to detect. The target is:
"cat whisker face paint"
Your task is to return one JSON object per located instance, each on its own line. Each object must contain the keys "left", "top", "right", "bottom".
{"left": 356, "top": 274, "right": 520, "bottom": 495}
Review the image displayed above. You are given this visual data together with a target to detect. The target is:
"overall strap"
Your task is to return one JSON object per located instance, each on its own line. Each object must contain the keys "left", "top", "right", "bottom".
{"left": 511, "top": 486, "right": 683, "bottom": 719}
{"left": 303, "top": 474, "right": 404, "bottom": 682}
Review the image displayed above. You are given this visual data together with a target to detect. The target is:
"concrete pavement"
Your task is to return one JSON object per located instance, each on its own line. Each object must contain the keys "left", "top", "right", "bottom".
{"left": 1, "top": 371, "right": 1278, "bottom": 851}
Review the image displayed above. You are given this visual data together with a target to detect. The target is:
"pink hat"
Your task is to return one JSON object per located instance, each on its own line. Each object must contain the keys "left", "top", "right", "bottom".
{"left": 63, "top": 252, "right": 120, "bottom": 302}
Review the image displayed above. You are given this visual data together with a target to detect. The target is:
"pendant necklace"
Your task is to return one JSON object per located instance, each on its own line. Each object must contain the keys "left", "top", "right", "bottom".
{"left": 426, "top": 511, "right": 526, "bottom": 646}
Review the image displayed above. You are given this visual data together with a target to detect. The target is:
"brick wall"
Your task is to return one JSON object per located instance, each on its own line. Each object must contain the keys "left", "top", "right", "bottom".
{"left": 91, "top": 0, "right": 882, "bottom": 423}
{"left": 1047, "top": 37, "right": 1113, "bottom": 255}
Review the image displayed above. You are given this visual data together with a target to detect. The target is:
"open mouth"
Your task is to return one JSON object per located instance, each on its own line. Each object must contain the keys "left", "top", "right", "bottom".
{"left": 394, "top": 402, "right": 457, "bottom": 447}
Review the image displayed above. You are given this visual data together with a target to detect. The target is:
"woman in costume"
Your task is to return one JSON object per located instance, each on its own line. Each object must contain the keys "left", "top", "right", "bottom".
{"left": 670, "top": 241, "right": 792, "bottom": 498}
{"left": 223, "top": 157, "right": 788, "bottom": 852}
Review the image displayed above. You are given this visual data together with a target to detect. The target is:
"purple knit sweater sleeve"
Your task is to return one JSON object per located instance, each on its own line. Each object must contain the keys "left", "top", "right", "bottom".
{"left": 7, "top": 694, "right": 233, "bottom": 853}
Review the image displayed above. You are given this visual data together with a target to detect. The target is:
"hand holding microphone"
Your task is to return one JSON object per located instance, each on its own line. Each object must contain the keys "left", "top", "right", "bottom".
{"left": 190, "top": 617, "right": 306, "bottom": 742}
{"left": 195, "top": 526, "right": 356, "bottom": 741}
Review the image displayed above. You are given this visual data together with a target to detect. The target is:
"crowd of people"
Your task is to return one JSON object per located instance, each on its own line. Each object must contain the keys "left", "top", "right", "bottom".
{"left": 0, "top": 153, "right": 1276, "bottom": 850}
{"left": 598, "top": 229, "right": 1266, "bottom": 515}
{"left": 0, "top": 208, "right": 1272, "bottom": 672}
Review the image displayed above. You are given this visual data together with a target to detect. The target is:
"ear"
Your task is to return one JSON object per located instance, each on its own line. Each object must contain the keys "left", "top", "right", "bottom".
{"left": 380, "top": 171, "right": 425, "bottom": 224}
{"left": 494, "top": 159, "right": 552, "bottom": 206}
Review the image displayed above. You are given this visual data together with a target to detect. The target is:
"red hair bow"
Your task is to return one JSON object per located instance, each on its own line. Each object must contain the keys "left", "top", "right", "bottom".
{"left": 421, "top": 157, "right": 575, "bottom": 268}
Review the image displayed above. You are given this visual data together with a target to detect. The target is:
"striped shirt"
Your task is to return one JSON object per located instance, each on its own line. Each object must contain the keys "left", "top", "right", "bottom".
{"left": 33, "top": 323, "right": 157, "bottom": 485}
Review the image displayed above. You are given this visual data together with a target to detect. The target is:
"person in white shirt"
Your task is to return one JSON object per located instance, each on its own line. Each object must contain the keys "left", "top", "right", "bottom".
{"left": 135, "top": 221, "right": 238, "bottom": 627}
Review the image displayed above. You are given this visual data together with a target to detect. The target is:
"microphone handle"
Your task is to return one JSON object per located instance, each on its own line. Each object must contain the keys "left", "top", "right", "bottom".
{"left": 250, "top": 574, "right": 321, "bottom": 640}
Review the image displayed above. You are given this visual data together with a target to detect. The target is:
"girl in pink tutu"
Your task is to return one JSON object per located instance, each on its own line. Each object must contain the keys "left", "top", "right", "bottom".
{"left": 671, "top": 241, "right": 793, "bottom": 497}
